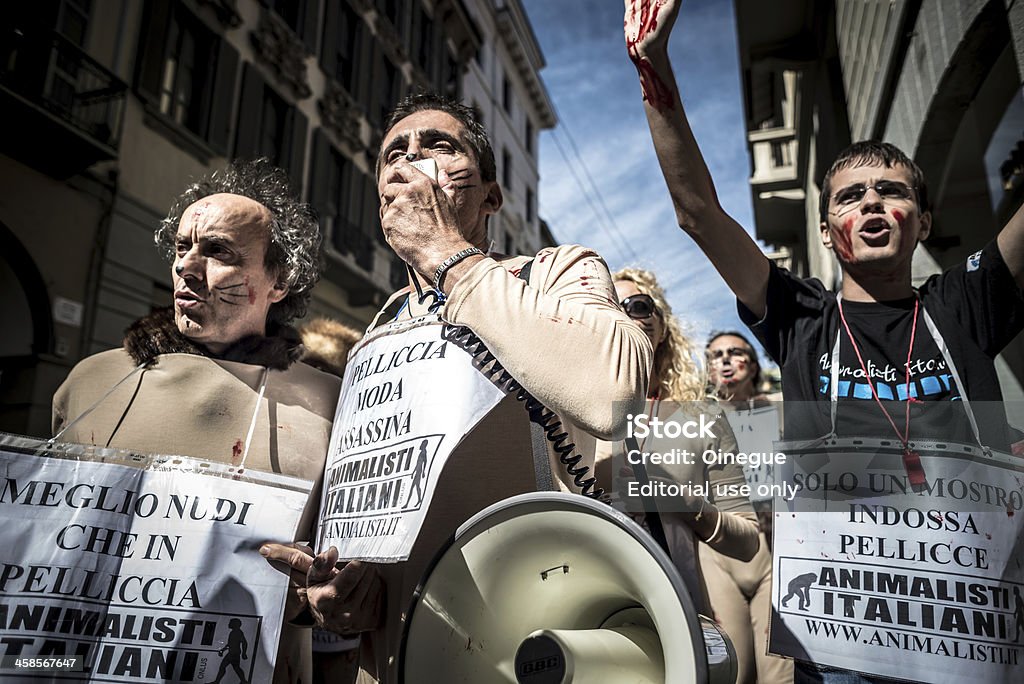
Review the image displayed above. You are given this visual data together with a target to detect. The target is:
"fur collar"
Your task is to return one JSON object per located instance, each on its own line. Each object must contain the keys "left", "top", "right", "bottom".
{"left": 123, "top": 308, "right": 303, "bottom": 370}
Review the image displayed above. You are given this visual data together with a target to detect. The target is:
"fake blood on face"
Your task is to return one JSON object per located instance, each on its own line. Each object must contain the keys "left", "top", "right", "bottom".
{"left": 244, "top": 276, "right": 256, "bottom": 304}
{"left": 830, "top": 217, "right": 856, "bottom": 262}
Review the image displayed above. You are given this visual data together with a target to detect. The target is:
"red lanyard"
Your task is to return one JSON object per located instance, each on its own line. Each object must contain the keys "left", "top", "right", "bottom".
{"left": 837, "top": 297, "right": 927, "bottom": 488}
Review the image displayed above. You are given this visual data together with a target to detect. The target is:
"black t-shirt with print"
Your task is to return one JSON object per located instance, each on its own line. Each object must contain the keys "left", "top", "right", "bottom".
{"left": 739, "top": 240, "right": 1024, "bottom": 450}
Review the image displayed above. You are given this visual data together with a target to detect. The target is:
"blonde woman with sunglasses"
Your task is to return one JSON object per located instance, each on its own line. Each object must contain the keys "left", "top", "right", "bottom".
{"left": 595, "top": 268, "right": 761, "bottom": 675}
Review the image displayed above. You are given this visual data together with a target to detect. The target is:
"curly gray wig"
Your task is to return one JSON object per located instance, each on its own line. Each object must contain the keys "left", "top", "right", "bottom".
{"left": 155, "top": 158, "right": 322, "bottom": 325}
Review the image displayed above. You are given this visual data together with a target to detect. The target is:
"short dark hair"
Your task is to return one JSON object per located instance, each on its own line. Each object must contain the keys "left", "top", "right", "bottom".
{"left": 155, "top": 158, "right": 323, "bottom": 325}
{"left": 376, "top": 91, "right": 496, "bottom": 182}
{"left": 706, "top": 330, "right": 762, "bottom": 390}
{"left": 819, "top": 141, "right": 929, "bottom": 223}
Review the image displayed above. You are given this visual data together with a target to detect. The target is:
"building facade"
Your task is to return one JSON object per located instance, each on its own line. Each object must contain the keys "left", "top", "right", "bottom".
{"left": 0, "top": 0, "right": 556, "bottom": 438}
{"left": 733, "top": 0, "right": 1024, "bottom": 406}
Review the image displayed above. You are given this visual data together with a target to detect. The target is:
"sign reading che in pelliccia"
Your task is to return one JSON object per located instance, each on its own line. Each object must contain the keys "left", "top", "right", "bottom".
{"left": 769, "top": 439, "right": 1024, "bottom": 683}
{"left": 317, "top": 316, "right": 505, "bottom": 563}
{"left": 0, "top": 433, "right": 311, "bottom": 683}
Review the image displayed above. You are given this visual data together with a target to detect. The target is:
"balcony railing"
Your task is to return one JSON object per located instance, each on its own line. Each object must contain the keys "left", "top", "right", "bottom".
{"left": 0, "top": 27, "right": 126, "bottom": 152}
{"left": 748, "top": 126, "right": 798, "bottom": 186}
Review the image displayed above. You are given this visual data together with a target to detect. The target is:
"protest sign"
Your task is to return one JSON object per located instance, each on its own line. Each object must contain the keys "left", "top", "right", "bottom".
{"left": 769, "top": 438, "right": 1024, "bottom": 683}
{"left": 317, "top": 316, "right": 505, "bottom": 562}
{"left": 723, "top": 404, "right": 781, "bottom": 501}
{"left": 0, "top": 433, "right": 310, "bottom": 683}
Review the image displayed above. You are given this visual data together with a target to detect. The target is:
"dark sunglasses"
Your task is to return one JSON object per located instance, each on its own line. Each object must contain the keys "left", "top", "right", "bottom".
{"left": 620, "top": 294, "right": 658, "bottom": 320}
{"left": 831, "top": 180, "right": 916, "bottom": 215}
{"left": 707, "top": 346, "right": 752, "bottom": 363}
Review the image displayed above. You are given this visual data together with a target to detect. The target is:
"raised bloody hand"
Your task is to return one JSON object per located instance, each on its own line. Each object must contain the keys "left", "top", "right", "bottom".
{"left": 623, "top": 0, "right": 680, "bottom": 112}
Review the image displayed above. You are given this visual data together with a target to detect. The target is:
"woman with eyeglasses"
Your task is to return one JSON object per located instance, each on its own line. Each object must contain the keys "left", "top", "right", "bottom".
{"left": 596, "top": 268, "right": 762, "bottom": 679}
{"left": 703, "top": 331, "right": 793, "bottom": 684}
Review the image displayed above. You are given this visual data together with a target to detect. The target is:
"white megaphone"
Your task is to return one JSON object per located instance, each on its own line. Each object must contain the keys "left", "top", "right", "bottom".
{"left": 399, "top": 492, "right": 737, "bottom": 683}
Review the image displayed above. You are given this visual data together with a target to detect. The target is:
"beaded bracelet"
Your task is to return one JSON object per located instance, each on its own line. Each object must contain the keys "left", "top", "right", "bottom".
{"left": 433, "top": 247, "right": 484, "bottom": 292}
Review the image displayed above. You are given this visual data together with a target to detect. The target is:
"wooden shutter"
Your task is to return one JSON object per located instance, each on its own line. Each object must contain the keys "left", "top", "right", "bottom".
{"left": 135, "top": 0, "right": 173, "bottom": 101}
{"left": 206, "top": 39, "right": 239, "bottom": 154}
{"left": 233, "top": 63, "right": 265, "bottom": 159}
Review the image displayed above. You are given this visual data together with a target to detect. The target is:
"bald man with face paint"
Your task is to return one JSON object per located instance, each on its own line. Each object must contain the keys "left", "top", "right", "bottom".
{"left": 53, "top": 159, "right": 339, "bottom": 684}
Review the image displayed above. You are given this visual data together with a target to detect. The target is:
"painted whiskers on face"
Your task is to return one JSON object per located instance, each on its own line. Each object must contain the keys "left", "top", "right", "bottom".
{"left": 212, "top": 281, "right": 251, "bottom": 306}
{"left": 444, "top": 168, "right": 477, "bottom": 189}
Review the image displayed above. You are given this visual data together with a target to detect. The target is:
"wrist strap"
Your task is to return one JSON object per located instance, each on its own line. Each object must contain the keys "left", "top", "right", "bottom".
{"left": 433, "top": 247, "right": 484, "bottom": 292}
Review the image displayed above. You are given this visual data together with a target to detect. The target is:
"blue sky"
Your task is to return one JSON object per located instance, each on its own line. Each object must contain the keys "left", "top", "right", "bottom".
{"left": 520, "top": 0, "right": 760, "bottom": 345}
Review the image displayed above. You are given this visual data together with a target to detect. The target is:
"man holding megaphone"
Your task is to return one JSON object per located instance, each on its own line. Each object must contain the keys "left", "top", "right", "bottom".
{"left": 262, "top": 92, "right": 653, "bottom": 684}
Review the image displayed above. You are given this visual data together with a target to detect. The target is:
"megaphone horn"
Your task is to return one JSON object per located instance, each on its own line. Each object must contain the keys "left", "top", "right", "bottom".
{"left": 400, "top": 492, "right": 737, "bottom": 683}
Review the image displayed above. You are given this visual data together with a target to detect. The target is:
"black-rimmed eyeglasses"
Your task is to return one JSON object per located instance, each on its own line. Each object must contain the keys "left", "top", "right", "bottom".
{"left": 830, "top": 180, "right": 916, "bottom": 216}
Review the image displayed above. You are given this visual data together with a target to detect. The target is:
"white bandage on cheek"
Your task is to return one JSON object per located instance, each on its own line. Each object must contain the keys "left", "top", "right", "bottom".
{"left": 409, "top": 158, "right": 438, "bottom": 182}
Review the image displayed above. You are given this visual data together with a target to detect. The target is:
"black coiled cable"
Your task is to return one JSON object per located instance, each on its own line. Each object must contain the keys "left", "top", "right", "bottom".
{"left": 440, "top": 323, "right": 603, "bottom": 499}
{"left": 407, "top": 263, "right": 601, "bottom": 498}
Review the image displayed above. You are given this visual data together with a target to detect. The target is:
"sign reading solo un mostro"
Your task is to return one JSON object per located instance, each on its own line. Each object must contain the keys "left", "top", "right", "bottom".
{"left": 317, "top": 316, "right": 505, "bottom": 562}
{"left": 770, "top": 440, "right": 1024, "bottom": 684}
{"left": 0, "top": 433, "right": 310, "bottom": 683}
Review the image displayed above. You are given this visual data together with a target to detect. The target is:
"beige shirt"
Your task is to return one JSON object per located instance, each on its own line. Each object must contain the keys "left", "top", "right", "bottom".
{"left": 53, "top": 350, "right": 340, "bottom": 684}
{"left": 357, "top": 245, "right": 653, "bottom": 683}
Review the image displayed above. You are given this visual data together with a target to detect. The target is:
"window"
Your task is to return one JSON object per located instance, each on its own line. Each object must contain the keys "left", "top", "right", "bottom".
{"left": 56, "top": 0, "right": 91, "bottom": 46}
{"left": 502, "top": 148, "right": 512, "bottom": 190}
{"left": 378, "top": 0, "right": 403, "bottom": 28}
{"left": 376, "top": 53, "right": 400, "bottom": 126}
{"left": 443, "top": 49, "right": 459, "bottom": 98}
{"left": 235, "top": 65, "right": 307, "bottom": 193}
{"left": 258, "top": 88, "right": 289, "bottom": 165}
{"left": 267, "top": 0, "right": 301, "bottom": 32}
{"left": 267, "top": 0, "right": 316, "bottom": 51}
{"left": 502, "top": 75, "right": 512, "bottom": 114}
{"left": 322, "top": 1, "right": 363, "bottom": 94}
{"left": 158, "top": 12, "right": 215, "bottom": 135}
{"left": 415, "top": 7, "right": 434, "bottom": 77}
{"left": 310, "top": 131, "right": 373, "bottom": 264}
{"left": 525, "top": 119, "right": 534, "bottom": 156}
{"left": 136, "top": 1, "right": 239, "bottom": 154}
{"left": 526, "top": 187, "right": 534, "bottom": 223}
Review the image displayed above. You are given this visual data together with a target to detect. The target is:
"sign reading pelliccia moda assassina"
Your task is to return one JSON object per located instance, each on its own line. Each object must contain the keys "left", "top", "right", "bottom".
{"left": 316, "top": 316, "right": 505, "bottom": 563}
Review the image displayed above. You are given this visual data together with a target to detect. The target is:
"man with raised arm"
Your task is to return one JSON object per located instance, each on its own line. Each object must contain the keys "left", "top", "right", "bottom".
{"left": 625, "top": 0, "right": 1024, "bottom": 446}
{"left": 625, "top": 1, "right": 1024, "bottom": 681}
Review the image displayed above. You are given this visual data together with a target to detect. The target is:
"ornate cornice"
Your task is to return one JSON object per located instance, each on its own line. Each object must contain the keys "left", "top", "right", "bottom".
{"left": 196, "top": 0, "right": 242, "bottom": 28}
{"left": 374, "top": 15, "right": 408, "bottom": 66}
{"left": 250, "top": 10, "right": 312, "bottom": 99}
{"left": 319, "top": 80, "right": 364, "bottom": 151}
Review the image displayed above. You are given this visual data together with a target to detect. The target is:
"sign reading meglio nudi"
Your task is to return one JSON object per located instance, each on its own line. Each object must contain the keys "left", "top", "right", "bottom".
{"left": 0, "top": 433, "right": 310, "bottom": 682}
{"left": 769, "top": 439, "right": 1024, "bottom": 683}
